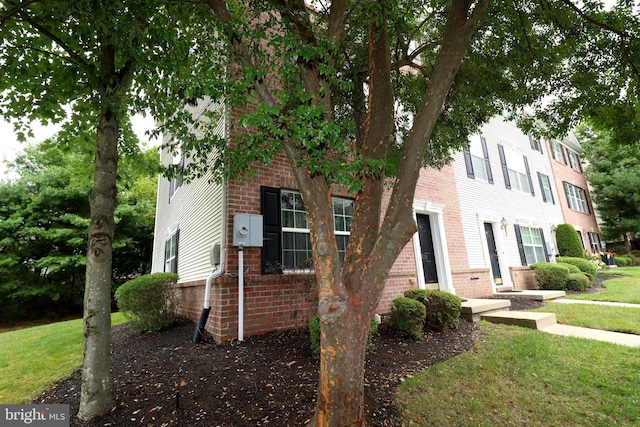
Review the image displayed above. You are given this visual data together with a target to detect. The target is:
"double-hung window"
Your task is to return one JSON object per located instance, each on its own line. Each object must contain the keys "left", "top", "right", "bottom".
{"left": 514, "top": 225, "right": 548, "bottom": 265}
{"left": 168, "top": 151, "right": 185, "bottom": 201}
{"left": 537, "top": 172, "right": 555, "bottom": 204}
{"left": 567, "top": 150, "right": 583, "bottom": 172}
{"left": 563, "top": 182, "right": 589, "bottom": 213}
{"left": 463, "top": 136, "right": 494, "bottom": 184}
{"left": 164, "top": 230, "right": 179, "bottom": 273}
{"left": 261, "top": 187, "right": 353, "bottom": 272}
{"left": 529, "top": 134, "right": 543, "bottom": 153}
{"left": 550, "top": 140, "right": 566, "bottom": 164}
{"left": 497, "top": 145, "right": 534, "bottom": 196}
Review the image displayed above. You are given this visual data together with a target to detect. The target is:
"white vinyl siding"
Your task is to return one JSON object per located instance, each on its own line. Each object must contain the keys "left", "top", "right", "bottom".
{"left": 151, "top": 98, "right": 227, "bottom": 283}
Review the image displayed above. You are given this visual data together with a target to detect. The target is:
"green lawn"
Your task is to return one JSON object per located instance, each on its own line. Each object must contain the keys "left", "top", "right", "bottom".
{"left": 530, "top": 302, "right": 640, "bottom": 334}
{"left": 566, "top": 266, "right": 640, "bottom": 303}
{"left": 0, "top": 312, "right": 126, "bottom": 404}
{"left": 396, "top": 322, "right": 640, "bottom": 426}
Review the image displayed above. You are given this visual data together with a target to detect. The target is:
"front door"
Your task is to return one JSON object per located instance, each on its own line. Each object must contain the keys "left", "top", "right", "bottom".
{"left": 417, "top": 214, "right": 438, "bottom": 284}
{"left": 484, "top": 222, "right": 502, "bottom": 285}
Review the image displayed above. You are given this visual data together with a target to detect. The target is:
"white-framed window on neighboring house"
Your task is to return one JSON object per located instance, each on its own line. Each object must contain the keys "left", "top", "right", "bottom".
{"left": 261, "top": 187, "right": 354, "bottom": 272}
{"left": 168, "top": 150, "right": 185, "bottom": 201}
{"left": 567, "top": 149, "right": 583, "bottom": 172}
{"left": 528, "top": 134, "right": 543, "bottom": 153}
{"left": 537, "top": 172, "right": 555, "bottom": 204}
{"left": 164, "top": 230, "right": 179, "bottom": 273}
{"left": 550, "top": 140, "right": 567, "bottom": 164}
{"left": 463, "top": 135, "right": 494, "bottom": 184}
{"left": 588, "top": 232, "right": 601, "bottom": 252}
{"left": 514, "top": 225, "right": 548, "bottom": 265}
{"left": 563, "top": 182, "right": 590, "bottom": 213}
{"left": 497, "top": 144, "right": 534, "bottom": 196}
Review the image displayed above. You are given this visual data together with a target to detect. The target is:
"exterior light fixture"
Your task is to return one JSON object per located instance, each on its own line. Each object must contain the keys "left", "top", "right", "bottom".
{"left": 500, "top": 217, "right": 508, "bottom": 234}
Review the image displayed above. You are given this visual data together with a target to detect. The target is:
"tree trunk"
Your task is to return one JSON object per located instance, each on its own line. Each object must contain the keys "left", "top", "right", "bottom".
{"left": 313, "top": 300, "right": 371, "bottom": 426}
{"left": 77, "top": 111, "right": 119, "bottom": 421}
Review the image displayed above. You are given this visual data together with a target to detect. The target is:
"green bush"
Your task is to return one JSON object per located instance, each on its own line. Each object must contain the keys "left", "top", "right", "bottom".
{"left": 405, "top": 289, "right": 461, "bottom": 331}
{"left": 557, "top": 262, "right": 581, "bottom": 274}
{"left": 555, "top": 224, "right": 585, "bottom": 258}
{"left": 530, "top": 263, "right": 570, "bottom": 290}
{"left": 389, "top": 297, "right": 426, "bottom": 340}
{"left": 309, "top": 315, "right": 378, "bottom": 356}
{"left": 614, "top": 256, "right": 629, "bottom": 267}
{"left": 557, "top": 257, "right": 597, "bottom": 284}
{"left": 115, "top": 273, "right": 179, "bottom": 333}
{"left": 622, "top": 254, "right": 637, "bottom": 266}
{"left": 566, "top": 273, "right": 590, "bottom": 291}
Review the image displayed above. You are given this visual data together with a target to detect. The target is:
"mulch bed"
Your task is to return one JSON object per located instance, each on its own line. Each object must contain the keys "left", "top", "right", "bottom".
{"left": 34, "top": 289, "right": 600, "bottom": 426}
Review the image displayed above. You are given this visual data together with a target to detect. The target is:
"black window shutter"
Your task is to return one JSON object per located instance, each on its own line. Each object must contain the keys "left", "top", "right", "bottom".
{"left": 514, "top": 224, "right": 527, "bottom": 266}
{"left": 498, "top": 144, "right": 511, "bottom": 189}
{"left": 561, "top": 145, "right": 567, "bottom": 164}
{"left": 523, "top": 156, "right": 535, "bottom": 196}
{"left": 261, "top": 186, "right": 282, "bottom": 274}
{"left": 463, "top": 147, "right": 474, "bottom": 179}
{"left": 480, "top": 136, "right": 493, "bottom": 184}
{"left": 583, "top": 189, "right": 591, "bottom": 214}
{"left": 539, "top": 228, "right": 549, "bottom": 262}
{"left": 562, "top": 181, "right": 571, "bottom": 208}
{"left": 537, "top": 172, "right": 547, "bottom": 203}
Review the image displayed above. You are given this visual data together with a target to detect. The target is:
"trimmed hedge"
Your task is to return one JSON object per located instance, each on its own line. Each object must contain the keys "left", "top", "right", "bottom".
{"left": 566, "top": 273, "right": 590, "bottom": 291}
{"left": 404, "top": 289, "right": 461, "bottom": 331}
{"left": 615, "top": 254, "right": 636, "bottom": 266}
{"left": 557, "top": 256, "right": 597, "bottom": 284}
{"left": 115, "top": 273, "right": 179, "bottom": 333}
{"left": 309, "top": 315, "right": 378, "bottom": 356}
{"left": 389, "top": 297, "right": 426, "bottom": 340}
{"left": 555, "top": 224, "right": 585, "bottom": 258}
{"left": 530, "top": 263, "right": 570, "bottom": 290}
{"left": 557, "top": 262, "right": 581, "bottom": 274}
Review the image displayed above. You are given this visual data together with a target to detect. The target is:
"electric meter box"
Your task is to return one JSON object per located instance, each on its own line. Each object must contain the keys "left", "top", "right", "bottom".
{"left": 233, "top": 214, "right": 263, "bottom": 247}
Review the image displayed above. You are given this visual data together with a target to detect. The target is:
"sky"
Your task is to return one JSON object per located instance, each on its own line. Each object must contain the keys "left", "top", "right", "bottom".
{"left": 0, "top": 113, "right": 159, "bottom": 178}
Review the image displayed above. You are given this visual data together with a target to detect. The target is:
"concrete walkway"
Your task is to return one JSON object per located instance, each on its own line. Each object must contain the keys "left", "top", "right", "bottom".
{"left": 552, "top": 298, "right": 640, "bottom": 308}
{"left": 477, "top": 296, "right": 640, "bottom": 347}
{"left": 541, "top": 298, "right": 640, "bottom": 347}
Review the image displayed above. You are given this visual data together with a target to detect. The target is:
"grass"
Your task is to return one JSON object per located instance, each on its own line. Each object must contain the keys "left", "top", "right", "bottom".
{"left": 396, "top": 322, "right": 640, "bottom": 426}
{"left": 0, "top": 312, "right": 126, "bottom": 404}
{"left": 530, "top": 303, "right": 640, "bottom": 334}
{"left": 566, "top": 266, "right": 640, "bottom": 304}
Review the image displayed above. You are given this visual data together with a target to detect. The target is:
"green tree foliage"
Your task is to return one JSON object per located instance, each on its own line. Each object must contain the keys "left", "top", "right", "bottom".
{"left": 179, "top": 1, "right": 640, "bottom": 425}
{"left": 578, "top": 125, "right": 640, "bottom": 242}
{"left": 0, "top": 1, "right": 219, "bottom": 419}
{"left": 0, "top": 139, "right": 159, "bottom": 323}
{"left": 556, "top": 224, "right": 586, "bottom": 258}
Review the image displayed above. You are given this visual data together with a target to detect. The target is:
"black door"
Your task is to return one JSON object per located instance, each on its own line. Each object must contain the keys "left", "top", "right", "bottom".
{"left": 417, "top": 214, "right": 438, "bottom": 284}
{"left": 484, "top": 223, "right": 502, "bottom": 284}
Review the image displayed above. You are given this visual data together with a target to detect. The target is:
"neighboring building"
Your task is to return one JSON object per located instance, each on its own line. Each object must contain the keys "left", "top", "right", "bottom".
{"left": 453, "top": 116, "right": 565, "bottom": 292}
{"left": 150, "top": 113, "right": 601, "bottom": 342}
{"left": 545, "top": 132, "right": 602, "bottom": 253}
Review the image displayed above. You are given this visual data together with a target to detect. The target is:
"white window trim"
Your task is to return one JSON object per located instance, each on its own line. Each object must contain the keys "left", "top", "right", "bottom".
{"left": 411, "top": 201, "right": 454, "bottom": 294}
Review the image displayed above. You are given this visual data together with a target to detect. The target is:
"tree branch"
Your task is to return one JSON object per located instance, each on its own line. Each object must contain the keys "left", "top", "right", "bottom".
{"left": 0, "top": 0, "right": 42, "bottom": 26}
{"left": 18, "top": 10, "right": 94, "bottom": 75}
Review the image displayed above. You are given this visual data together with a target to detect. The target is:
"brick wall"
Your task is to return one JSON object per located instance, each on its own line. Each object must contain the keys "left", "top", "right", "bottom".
{"left": 508, "top": 266, "right": 538, "bottom": 290}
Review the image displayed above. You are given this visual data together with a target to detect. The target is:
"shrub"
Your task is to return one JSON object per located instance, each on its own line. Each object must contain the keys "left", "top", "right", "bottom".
{"left": 309, "top": 315, "right": 378, "bottom": 356}
{"left": 557, "top": 256, "right": 597, "bottom": 284}
{"left": 557, "top": 262, "right": 581, "bottom": 274}
{"left": 622, "top": 254, "right": 637, "bottom": 266}
{"left": 566, "top": 273, "right": 590, "bottom": 291}
{"left": 530, "top": 263, "right": 570, "bottom": 290}
{"left": 389, "top": 297, "right": 426, "bottom": 340}
{"left": 555, "top": 224, "right": 585, "bottom": 258}
{"left": 614, "top": 256, "right": 629, "bottom": 267}
{"left": 115, "top": 273, "right": 179, "bottom": 333}
{"left": 404, "top": 289, "right": 462, "bottom": 331}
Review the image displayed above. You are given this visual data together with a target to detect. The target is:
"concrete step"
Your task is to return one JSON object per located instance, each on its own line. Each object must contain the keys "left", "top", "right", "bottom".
{"left": 461, "top": 299, "right": 511, "bottom": 322}
{"left": 541, "top": 324, "right": 640, "bottom": 347}
{"left": 481, "top": 310, "right": 557, "bottom": 330}
{"left": 497, "top": 290, "right": 566, "bottom": 301}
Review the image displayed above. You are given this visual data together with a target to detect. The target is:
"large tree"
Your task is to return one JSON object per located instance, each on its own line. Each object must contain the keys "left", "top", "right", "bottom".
{"left": 0, "top": 0, "right": 219, "bottom": 420}
{"left": 578, "top": 125, "right": 640, "bottom": 244}
{"left": 0, "top": 138, "right": 159, "bottom": 324}
{"left": 156, "top": 1, "right": 640, "bottom": 425}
